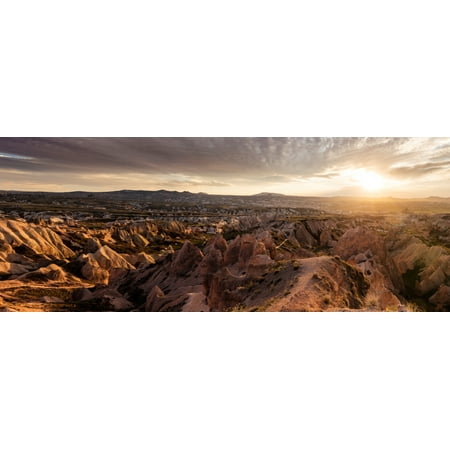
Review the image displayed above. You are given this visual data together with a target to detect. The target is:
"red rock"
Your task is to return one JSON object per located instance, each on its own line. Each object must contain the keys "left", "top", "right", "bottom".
{"left": 171, "top": 241, "right": 203, "bottom": 276}
{"left": 294, "top": 222, "right": 317, "bottom": 248}
{"left": 145, "top": 286, "right": 166, "bottom": 312}
{"left": 430, "top": 285, "right": 450, "bottom": 310}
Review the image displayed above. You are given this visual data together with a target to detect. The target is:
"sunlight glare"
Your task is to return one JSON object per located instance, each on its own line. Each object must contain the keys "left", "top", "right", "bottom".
{"left": 350, "top": 169, "right": 386, "bottom": 192}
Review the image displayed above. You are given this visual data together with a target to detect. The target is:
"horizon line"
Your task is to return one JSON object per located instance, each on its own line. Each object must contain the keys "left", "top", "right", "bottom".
{"left": 0, "top": 188, "right": 448, "bottom": 200}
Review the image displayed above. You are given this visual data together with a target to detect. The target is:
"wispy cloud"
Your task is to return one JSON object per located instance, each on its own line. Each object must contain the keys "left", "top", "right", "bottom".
{"left": 0, "top": 152, "right": 35, "bottom": 160}
{"left": 0, "top": 137, "right": 448, "bottom": 195}
{"left": 389, "top": 161, "right": 450, "bottom": 178}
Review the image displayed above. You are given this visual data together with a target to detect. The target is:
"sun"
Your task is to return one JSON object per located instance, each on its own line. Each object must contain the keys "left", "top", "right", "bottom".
{"left": 351, "top": 169, "right": 386, "bottom": 192}
{"left": 360, "top": 171, "right": 385, "bottom": 192}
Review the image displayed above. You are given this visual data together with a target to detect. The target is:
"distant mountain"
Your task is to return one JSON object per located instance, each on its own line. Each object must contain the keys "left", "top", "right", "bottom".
{"left": 0, "top": 190, "right": 448, "bottom": 211}
{"left": 253, "top": 192, "right": 288, "bottom": 198}
{"left": 0, "top": 189, "right": 448, "bottom": 200}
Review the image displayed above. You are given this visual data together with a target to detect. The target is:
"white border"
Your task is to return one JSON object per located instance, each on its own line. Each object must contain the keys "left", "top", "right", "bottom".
{"left": 1, "top": 1, "right": 450, "bottom": 449}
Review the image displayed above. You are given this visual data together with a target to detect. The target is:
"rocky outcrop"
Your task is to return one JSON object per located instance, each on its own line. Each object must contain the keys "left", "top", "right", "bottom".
{"left": 333, "top": 227, "right": 402, "bottom": 310}
{"left": 17, "top": 264, "right": 73, "bottom": 284}
{"left": 0, "top": 240, "right": 35, "bottom": 278}
{"left": 265, "top": 256, "right": 370, "bottom": 312}
{"left": 170, "top": 241, "right": 203, "bottom": 276}
{"left": 125, "top": 252, "right": 155, "bottom": 268}
{"left": 131, "top": 234, "right": 149, "bottom": 248}
{"left": 319, "top": 229, "right": 335, "bottom": 247}
{"left": 223, "top": 234, "right": 274, "bottom": 270}
{"left": 2, "top": 212, "right": 445, "bottom": 312}
{"left": 388, "top": 235, "right": 450, "bottom": 298}
{"left": 0, "top": 219, "right": 75, "bottom": 259}
{"left": 294, "top": 222, "right": 317, "bottom": 248}
{"left": 0, "top": 261, "right": 29, "bottom": 277}
{"left": 429, "top": 285, "right": 450, "bottom": 311}
{"left": 0, "top": 242, "right": 14, "bottom": 257}
{"left": 80, "top": 255, "right": 110, "bottom": 284}
{"left": 73, "top": 287, "right": 135, "bottom": 311}
{"left": 78, "top": 245, "right": 135, "bottom": 284}
{"left": 110, "top": 220, "right": 187, "bottom": 249}
{"left": 93, "top": 231, "right": 372, "bottom": 312}
{"left": 84, "top": 237, "right": 101, "bottom": 253}
{"left": 333, "top": 225, "right": 450, "bottom": 306}
{"left": 91, "top": 246, "right": 134, "bottom": 271}
{"left": 145, "top": 286, "right": 166, "bottom": 312}
{"left": 333, "top": 227, "right": 386, "bottom": 261}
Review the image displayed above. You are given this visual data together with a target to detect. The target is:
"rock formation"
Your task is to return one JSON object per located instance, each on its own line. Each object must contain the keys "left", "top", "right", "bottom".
{"left": 0, "top": 219, "right": 74, "bottom": 259}
{"left": 1, "top": 212, "right": 448, "bottom": 312}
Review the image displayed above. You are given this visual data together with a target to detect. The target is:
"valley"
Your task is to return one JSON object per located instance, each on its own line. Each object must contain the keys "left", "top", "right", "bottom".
{"left": 0, "top": 190, "right": 449, "bottom": 312}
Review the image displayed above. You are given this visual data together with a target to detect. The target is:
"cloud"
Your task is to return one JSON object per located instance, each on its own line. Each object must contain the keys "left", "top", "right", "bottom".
{"left": 389, "top": 161, "right": 450, "bottom": 178}
{"left": 156, "top": 179, "right": 231, "bottom": 188}
{"left": 259, "top": 175, "right": 299, "bottom": 183}
{"left": 0, "top": 137, "right": 448, "bottom": 195}
{"left": 0, "top": 152, "right": 35, "bottom": 160}
{"left": 0, "top": 137, "right": 386, "bottom": 174}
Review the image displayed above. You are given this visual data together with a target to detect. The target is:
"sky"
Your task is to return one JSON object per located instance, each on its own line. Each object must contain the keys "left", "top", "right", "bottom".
{"left": 0, "top": 137, "right": 449, "bottom": 197}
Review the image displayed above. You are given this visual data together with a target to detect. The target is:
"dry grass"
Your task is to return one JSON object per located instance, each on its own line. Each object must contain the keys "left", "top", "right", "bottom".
{"left": 405, "top": 302, "right": 423, "bottom": 312}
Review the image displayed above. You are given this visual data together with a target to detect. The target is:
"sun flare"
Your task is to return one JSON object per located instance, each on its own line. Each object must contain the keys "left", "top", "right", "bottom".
{"left": 349, "top": 169, "right": 386, "bottom": 192}
{"left": 360, "top": 172, "right": 384, "bottom": 192}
